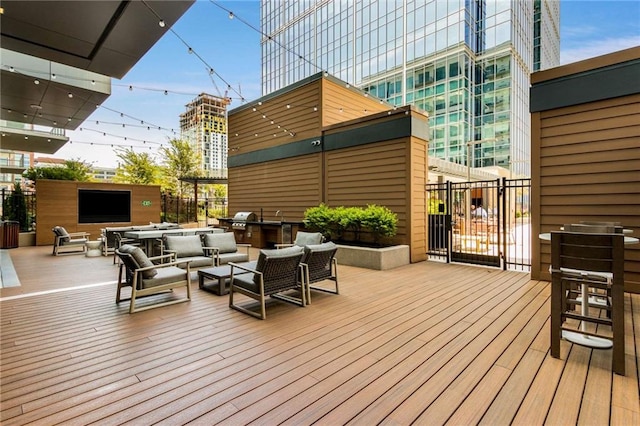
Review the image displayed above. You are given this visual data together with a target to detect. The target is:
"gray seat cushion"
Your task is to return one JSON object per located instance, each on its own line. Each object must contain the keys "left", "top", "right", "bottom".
{"left": 175, "top": 256, "right": 214, "bottom": 269}
{"left": 218, "top": 252, "right": 250, "bottom": 265}
{"left": 141, "top": 266, "right": 188, "bottom": 288}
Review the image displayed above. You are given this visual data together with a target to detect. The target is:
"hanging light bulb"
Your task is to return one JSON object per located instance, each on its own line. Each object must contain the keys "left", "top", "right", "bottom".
{"left": 67, "top": 92, "right": 73, "bottom": 98}
{"left": 91, "top": 80, "right": 96, "bottom": 85}
{"left": 228, "top": 11, "right": 234, "bottom": 19}
{"left": 158, "top": 19, "right": 165, "bottom": 28}
{"left": 34, "top": 79, "right": 40, "bottom": 85}
{"left": 129, "top": 85, "right": 133, "bottom": 91}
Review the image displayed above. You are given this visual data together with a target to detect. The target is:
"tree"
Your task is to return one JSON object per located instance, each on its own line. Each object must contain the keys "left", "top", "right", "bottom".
{"left": 113, "top": 148, "right": 159, "bottom": 185}
{"left": 2, "top": 182, "right": 29, "bottom": 231}
{"left": 158, "top": 139, "right": 202, "bottom": 196}
{"left": 23, "top": 158, "right": 93, "bottom": 182}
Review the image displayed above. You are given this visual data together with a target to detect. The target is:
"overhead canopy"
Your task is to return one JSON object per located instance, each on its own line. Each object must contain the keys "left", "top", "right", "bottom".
{"left": 0, "top": 0, "right": 195, "bottom": 151}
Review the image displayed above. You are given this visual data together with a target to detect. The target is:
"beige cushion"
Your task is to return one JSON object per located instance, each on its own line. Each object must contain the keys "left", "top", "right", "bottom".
{"left": 53, "top": 226, "right": 70, "bottom": 242}
{"left": 164, "top": 235, "right": 204, "bottom": 257}
{"left": 294, "top": 232, "right": 324, "bottom": 246}
{"left": 119, "top": 244, "right": 157, "bottom": 278}
{"left": 302, "top": 241, "right": 337, "bottom": 263}
{"left": 203, "top": 232, "right": 237, "bottom": 254}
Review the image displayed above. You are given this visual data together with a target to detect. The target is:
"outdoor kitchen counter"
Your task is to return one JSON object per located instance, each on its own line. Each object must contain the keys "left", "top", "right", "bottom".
{"left": 217, "top": 218, "right": 305, "bottom": 249}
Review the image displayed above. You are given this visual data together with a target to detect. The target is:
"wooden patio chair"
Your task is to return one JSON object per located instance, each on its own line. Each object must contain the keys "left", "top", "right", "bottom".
{"left": 229, "top": 246, "right": 306, "bottom": 319}
{"left": 51, "top": 226, "right": 89, "bottom": 256}
{"left": 300, "top": 241, "right": 339, "bottom": 304}
{"left": 115, "top": 244, "right": 191, "bottom": 313}
{"left": 550, "top": 231, "right": 625, "bottom": 375}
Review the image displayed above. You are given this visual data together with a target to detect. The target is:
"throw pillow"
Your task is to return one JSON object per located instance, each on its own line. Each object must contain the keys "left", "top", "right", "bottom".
{"left": 203, "top": 232, "right": 237, "bottom": 254}
{"left": 164, "top": 235, "right": 204, "bottom": 257}
{"left": 53, "top": 226, "right": 70, "bottom": 242}
{"left": 119, "top": 244, "right": 157, "bottom": 278}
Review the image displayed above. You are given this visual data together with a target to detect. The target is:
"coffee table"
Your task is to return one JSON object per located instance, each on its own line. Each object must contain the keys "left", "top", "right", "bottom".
{"left": 198, "top": 262, "right": 256, "bottom": 295}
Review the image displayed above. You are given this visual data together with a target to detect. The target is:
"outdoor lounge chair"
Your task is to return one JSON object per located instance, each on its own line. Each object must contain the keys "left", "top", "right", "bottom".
{"left": 115, "top": 244, "right": 192, "bottom": 313}
{"left": 300, "top": 241, "right": 339, "bottom": 303}
{"left": 229, "top": 246, "right": 306, "bottom": 319}
{"left": 52, "top": 226, "right": 90, "bottom": 256}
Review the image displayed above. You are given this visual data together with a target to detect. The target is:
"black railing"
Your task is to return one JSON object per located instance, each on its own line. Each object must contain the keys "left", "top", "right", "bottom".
{"left": 0, "top": 188, "right": 36, "bottom": 232}
{"left": 427, "top": 178, "right": 531, "bottom": 271}
{"left": 160, "top": 193, "right": 228, "bottom": 225}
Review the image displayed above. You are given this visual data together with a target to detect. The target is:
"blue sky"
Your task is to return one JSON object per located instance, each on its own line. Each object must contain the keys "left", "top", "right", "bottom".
{"left": 55, "top": 0, "right": 640, "bottom": 168}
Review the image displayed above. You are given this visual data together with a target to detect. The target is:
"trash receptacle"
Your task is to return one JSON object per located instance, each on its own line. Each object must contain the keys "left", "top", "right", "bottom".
{"left": 0, "top": 221, "right": 20, "bottom": 249}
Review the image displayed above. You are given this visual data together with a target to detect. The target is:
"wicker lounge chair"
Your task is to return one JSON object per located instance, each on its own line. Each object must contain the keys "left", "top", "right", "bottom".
{"left": 300, "top": 241, "right": 339, "bottom": 303}
{"left": 229, "top": 246, "right": 306, "bottom": 319}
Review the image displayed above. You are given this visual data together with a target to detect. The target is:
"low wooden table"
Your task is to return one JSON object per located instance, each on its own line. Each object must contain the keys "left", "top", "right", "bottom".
{"left": 198, "top": 262, "right": 256, "bottom": 296}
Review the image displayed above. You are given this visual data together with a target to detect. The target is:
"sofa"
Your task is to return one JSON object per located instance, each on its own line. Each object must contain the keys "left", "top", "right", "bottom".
{"left": 161, "top": 234, "right": 216, "bottom": 271}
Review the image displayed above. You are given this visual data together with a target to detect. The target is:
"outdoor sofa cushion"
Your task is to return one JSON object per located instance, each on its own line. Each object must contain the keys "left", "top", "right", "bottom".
{"left": 202, "top": 232, "right": 237, "bottom": 254}
{"left": 164, "top": 235, "right": 204, "bottom": 257}
{"left": 118, "top": 244, "right": 157, "bottom": 278}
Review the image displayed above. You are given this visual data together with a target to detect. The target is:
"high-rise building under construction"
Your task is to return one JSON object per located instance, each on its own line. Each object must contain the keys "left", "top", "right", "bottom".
{"left": 179, "top": 93, "right": 230, "bottom": 177}
{"left": 260, "top": 0, "right": 560, "bottom": 177}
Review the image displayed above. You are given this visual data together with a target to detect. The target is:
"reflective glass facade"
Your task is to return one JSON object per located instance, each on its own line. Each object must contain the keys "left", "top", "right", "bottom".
{"left": 261, "top": 0, "right": 560, "bottom": 177}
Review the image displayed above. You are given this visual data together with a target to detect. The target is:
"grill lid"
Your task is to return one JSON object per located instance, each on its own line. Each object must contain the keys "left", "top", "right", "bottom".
{"left": 232, "top": 211, "right": 256, "bottom": 222}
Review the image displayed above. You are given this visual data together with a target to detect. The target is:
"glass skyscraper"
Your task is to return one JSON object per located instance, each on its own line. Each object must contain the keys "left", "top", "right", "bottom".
{"left": 261, "top": 0, "right": 559, "bottom": 177}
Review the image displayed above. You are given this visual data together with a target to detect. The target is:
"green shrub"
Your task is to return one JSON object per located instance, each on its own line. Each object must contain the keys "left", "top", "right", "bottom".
{"left": 303, "top": 203, "right": 398, "bottom": 245}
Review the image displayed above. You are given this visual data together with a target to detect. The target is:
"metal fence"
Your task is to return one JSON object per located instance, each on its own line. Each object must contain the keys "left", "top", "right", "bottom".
{"left": 160, "top": 193, "right": 228, "bottom": 225}
{"left": 0, "top": 188, "right": 36, "bottom": 232}
{"left": 427, "top": 178, "right": 531, "bottom": 271}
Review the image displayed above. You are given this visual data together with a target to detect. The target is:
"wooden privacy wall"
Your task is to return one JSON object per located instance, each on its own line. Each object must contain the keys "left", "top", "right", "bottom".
{"left": 227, "top": 73, "right": 429, "bottom": 263}
{"left": 530, "top": 47, "right": 640, "bottom": 292}
{"left": 35, "top": 180, "right": 161, "bottom": 246}
{"left": 229, "top": 154, "right": 323, "bottom": 222}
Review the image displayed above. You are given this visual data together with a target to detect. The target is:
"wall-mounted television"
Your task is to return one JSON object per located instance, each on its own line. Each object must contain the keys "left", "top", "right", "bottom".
{"left": 78, "top": 189, "right": 131, "bottom": 223}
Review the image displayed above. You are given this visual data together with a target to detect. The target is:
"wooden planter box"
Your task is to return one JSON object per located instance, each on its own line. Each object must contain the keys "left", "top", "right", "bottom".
{"left": 336, "top": 244, "right": 410, "bottom": 270}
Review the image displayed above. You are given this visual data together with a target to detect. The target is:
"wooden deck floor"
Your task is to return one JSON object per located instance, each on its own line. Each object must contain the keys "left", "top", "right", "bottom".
{"left": 1, "top": 246, "right": 639, "bottom": 425}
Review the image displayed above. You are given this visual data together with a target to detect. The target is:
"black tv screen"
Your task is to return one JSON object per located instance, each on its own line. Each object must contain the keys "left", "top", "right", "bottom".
{"left": 78, "top": 189, "right": 131, "bottom": 223}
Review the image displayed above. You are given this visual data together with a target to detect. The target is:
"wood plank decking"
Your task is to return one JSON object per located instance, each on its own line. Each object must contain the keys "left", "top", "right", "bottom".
{"left": 1, "top": 245, "right": 639, "bottom": 425}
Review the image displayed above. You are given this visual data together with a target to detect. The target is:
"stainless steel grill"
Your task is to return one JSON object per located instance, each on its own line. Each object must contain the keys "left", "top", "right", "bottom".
{"left": 231, "top": 211, "right": 257, "bottom": 230}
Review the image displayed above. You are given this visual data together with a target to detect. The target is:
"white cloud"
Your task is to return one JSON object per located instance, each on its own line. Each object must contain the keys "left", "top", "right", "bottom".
{"left": 561, "top": 35, "right": 640, "bottom": 64}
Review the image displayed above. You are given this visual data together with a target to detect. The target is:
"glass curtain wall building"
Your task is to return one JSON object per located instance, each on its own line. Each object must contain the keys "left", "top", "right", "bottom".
{"left": 261, "top": 0, "right": 559, "bottom": 177}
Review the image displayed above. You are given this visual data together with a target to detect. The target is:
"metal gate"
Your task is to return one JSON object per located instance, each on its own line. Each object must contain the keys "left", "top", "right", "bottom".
{"left": 427, "top": 178, "right": 531, "bottom": 271}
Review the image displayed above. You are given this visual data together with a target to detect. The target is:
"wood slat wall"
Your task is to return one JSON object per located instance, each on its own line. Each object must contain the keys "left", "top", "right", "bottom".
{"left": 227, "top": 74, "right": 429, "bottom": 262}
{"left": 35, "top": 180, "right": 161, "bottom": 246}
{"left": 321, "top": 78, "right": 389, "bottom": 127}
{"left": 228, "top": 154, "right": 323, "bottom": 223}
{"left": 531, "top": 93, "right": 640, "bottom": 292}
{"left": 228, "top": 80, "right": 322, "bottom": 153}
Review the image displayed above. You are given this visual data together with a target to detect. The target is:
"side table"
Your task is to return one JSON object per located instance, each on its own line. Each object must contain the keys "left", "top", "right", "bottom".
{"left": 85, "top": 240, "right": 103, "bottom": 257}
